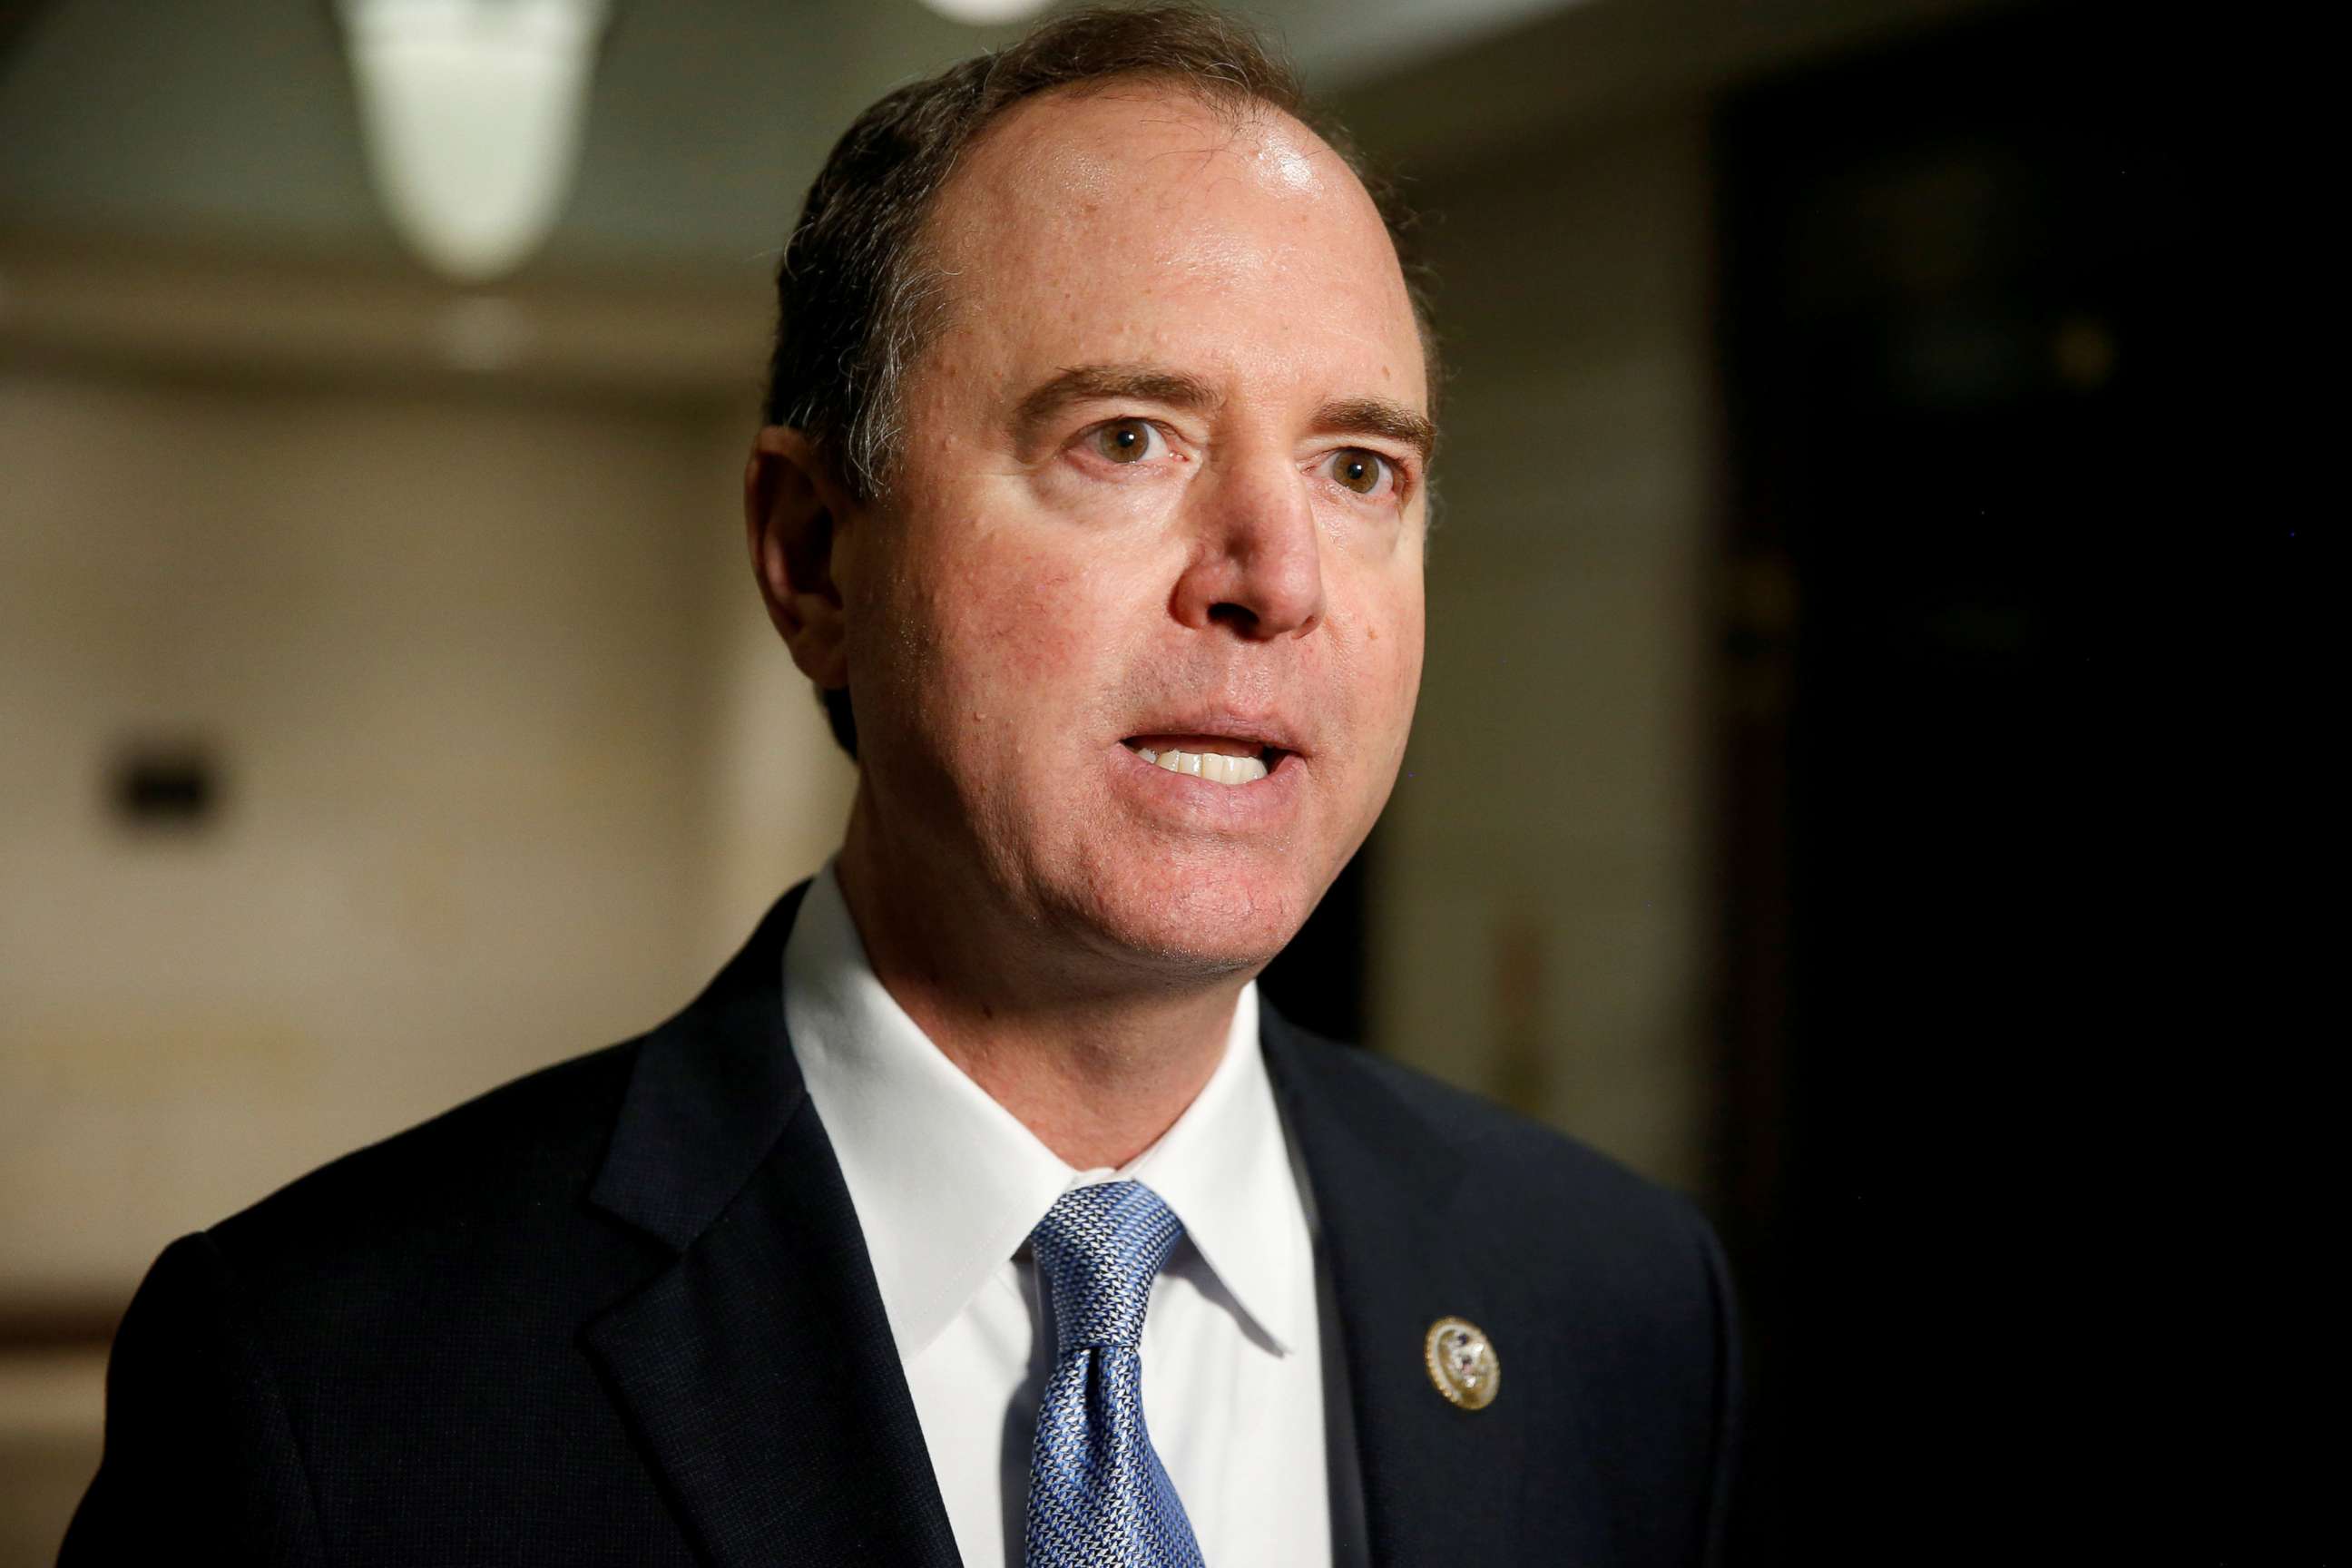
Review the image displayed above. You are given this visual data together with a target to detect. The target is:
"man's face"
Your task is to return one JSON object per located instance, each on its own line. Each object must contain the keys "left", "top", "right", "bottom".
{"left": 838, "top": 83, "right": 1428, "bottom": 978}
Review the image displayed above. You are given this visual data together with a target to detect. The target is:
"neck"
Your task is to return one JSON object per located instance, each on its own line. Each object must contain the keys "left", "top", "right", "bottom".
{"left": 834, "top": 794, "right": 1246, "bottom": 1171}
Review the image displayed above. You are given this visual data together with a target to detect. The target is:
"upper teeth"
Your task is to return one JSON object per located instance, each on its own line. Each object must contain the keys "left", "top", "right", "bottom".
{"left": 1136, "top": 747, "right": 1269, "bottom": 785}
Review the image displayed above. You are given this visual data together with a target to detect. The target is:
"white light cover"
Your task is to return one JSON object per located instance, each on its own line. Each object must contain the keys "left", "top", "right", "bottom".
{"left": 341, "top": 0, "right": 611, "bottom": 282}
{"left": 916, "top": 0, "right": 1054, "bottom": 25}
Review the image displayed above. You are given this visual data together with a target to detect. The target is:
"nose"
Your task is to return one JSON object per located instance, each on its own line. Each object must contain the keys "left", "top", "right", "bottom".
{"left": 1170, "top": 453, "right": 1326, "bottom": 641}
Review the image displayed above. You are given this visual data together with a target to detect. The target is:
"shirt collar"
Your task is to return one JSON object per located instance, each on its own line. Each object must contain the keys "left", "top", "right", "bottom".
{"left": 1112, "top": 981, "right": 1305, "bottom": 1357}
{"left": 783, "top": 859, "right": 1305, "bottom": 1363}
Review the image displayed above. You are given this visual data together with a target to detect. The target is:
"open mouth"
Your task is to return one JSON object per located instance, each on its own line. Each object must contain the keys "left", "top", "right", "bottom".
{"left": 1122, "top": 736, "right": 1289, "bottom": 786}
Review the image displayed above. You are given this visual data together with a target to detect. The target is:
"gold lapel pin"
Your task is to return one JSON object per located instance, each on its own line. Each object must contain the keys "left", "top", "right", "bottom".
{"left": 1424, "top": 1316, "right": 1501, "bottom": 1410}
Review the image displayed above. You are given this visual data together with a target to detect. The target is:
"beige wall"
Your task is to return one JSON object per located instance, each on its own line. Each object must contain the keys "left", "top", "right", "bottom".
{"left": 0, "top": 367, "right": 853, "bottom": 1298}
{"left": 0, "top": 353, "right": 856, "bottom": 1553}
{"left": 1369, "top": 103, "right": 1716, "bottom": 1193}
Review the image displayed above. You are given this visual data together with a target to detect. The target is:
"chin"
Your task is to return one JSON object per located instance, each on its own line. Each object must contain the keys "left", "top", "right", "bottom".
{"left": 1058, "top": 852, "right": 1319, "bottom": 980}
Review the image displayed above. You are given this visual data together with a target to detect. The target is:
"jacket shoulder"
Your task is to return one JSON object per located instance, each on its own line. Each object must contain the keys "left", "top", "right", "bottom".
{"left": 1291, "top": 1026, "right": 1704, "bottom": 1207}
{"left": 205, "top": 1037, "right": 650, "bottom": 1290}
{"left": 1275, "top": 1026, "right": 1740, "bottom": 1554}
{"left": 1275, "top": 1025, "right": 1730, "bottom": 1312}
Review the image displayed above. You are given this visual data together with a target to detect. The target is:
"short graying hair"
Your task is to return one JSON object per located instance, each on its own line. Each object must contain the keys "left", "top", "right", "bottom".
{"left": 760, "top": 4, "right": 1432, "bottom": 760}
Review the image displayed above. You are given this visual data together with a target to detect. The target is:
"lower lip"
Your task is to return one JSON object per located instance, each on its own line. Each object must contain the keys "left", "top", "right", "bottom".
{"left": 1111, "top": 743, "right": 1306, "bottom": 828}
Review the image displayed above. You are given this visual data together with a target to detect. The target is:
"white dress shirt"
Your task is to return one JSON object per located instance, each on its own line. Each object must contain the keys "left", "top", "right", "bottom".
{"left": 784, "top": 860, "right": 1332, "bottom": 1568}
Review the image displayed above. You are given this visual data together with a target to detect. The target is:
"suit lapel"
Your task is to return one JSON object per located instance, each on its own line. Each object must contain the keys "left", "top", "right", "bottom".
{"left": 1266, "top": 1008, "right": 1604, "bottom": 1567}
{"left": 576, "top": 888, "right": 1606, "bottom": 1566}
{"left": 583, "top": 885, "right": 961, "bottom": 1568}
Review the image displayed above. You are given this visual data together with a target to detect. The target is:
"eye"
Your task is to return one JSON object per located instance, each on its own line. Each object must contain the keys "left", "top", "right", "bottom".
{"left": 1328, "top": 447, "right": 1393, "bottom": 496}
{"left": 1092, "top": 418, "right": 1163, "bottom": 465}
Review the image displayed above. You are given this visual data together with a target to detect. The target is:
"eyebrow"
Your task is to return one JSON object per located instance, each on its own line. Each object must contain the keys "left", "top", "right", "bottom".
{"left": 1013, "top": 364, "right": 1220, "bottom": 450}
{"left": 1313, "top": 396, "right": 1437, "bottom": 467}
{"left": 1010, "top": 361, "right": 1436, "bottom": 466}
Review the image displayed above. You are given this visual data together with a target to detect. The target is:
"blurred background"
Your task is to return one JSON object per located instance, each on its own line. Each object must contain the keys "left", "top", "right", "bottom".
{"left": 2, "top": 0, "right": 2290, "bottom": 1560}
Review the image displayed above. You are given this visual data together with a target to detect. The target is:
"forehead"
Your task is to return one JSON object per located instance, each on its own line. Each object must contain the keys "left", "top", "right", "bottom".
{"left": 922, "top": 83, "right": 1426, "bottom": 411}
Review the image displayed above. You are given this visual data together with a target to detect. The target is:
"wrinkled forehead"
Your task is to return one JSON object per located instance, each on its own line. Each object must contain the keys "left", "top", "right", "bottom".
{"left": 920, "top": 83, "right": 1427, "bottom": 410}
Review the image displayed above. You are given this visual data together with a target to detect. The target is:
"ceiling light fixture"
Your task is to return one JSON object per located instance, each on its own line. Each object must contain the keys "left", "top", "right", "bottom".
{"left": 916, "top": 0, "right": 1054, "bottom": 26}
{"left": 338, "top": 0, "right": 612, "bottom": 283}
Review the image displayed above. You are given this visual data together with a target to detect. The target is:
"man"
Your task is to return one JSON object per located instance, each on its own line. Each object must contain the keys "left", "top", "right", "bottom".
{"left": 64, "top": 7, "right": 1735, "bottom": 1564}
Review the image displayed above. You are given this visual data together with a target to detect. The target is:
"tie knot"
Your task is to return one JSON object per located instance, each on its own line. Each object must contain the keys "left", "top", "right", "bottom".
{"left": 1030, "top": 1181, "right": 1185, "bottom": 1355}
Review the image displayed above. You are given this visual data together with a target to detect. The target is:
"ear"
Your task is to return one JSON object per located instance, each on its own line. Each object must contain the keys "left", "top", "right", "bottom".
{"left": 745, "top": 426, "right": 857, "bottom": 690}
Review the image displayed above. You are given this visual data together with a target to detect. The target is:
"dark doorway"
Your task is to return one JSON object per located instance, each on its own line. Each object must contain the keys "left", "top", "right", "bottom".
{"left": 1705, "top": 5, "right": 2278, "bottom": 1557}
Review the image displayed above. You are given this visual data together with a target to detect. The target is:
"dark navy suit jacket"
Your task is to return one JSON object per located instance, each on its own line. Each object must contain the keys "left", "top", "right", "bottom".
{"left": 62, "top": 882, "right": 1738, "bottom": 1565}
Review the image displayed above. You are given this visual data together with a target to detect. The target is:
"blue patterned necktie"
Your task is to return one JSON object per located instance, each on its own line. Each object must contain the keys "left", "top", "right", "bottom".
{"left": 1023, "top": 1181, "right": 1206, "bottom": 1568}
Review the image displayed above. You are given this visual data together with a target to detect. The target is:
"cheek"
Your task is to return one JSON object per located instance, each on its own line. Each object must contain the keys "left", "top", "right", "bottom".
{"left": 1334, "top": 568, "right": 1426, "bottom": 725}
{"left": 886, "top": 526, "right": 1127, "bottom": 745}
{"left": 1390, "top": 590, "right": 1427, "bottom": 718}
